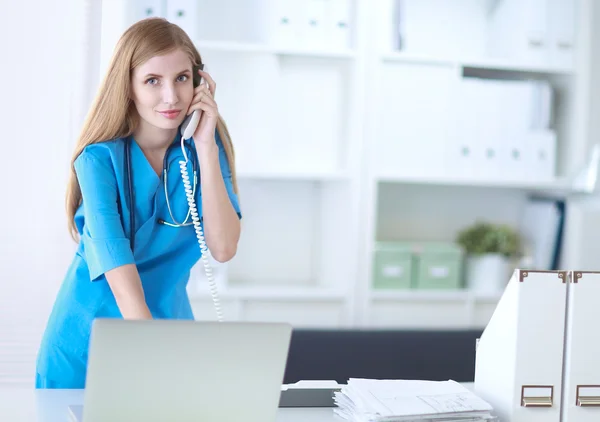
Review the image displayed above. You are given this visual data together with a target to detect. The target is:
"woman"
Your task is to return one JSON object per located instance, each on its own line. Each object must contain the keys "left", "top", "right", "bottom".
{"left": 35, "top": 17, "right": 242, "bottom": 388}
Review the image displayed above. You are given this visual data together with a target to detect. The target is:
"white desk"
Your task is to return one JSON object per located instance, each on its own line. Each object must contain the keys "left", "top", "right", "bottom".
{"left": 0, "top": 386, "right": 341, "bottom": 422}
{"left": 1, "top": 383, "right": 476, "bottom": 421}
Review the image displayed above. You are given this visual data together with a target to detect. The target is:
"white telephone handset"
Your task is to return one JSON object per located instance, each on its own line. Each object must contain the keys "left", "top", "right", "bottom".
{"left": 180, "top": 110, "right": 201, "bottom": 141}
{"left": 179, "top": 108, "right": 224, "bottom": 322}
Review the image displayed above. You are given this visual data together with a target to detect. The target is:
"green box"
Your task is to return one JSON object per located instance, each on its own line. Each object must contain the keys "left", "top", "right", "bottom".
{"left": 414, "top": 242, "right": 464, "bottom": 290}
{"left": 372, "top": 242, "right": 414, "bottom": 289}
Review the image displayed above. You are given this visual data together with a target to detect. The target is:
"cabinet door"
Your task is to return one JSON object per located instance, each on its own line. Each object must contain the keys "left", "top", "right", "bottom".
{"left": 547, "top": 0, "right": 576, "bottom": 70}
{"left": 487, "top": 0, "right": 550, "bottom": 67}
{"left": 165, "top": 0, "right": 200, "bottom": 39}
{"left": 126, "top": 0, "right": 165, "bottom": 22}
{"left": 518, "top": 0, "right": 550, "bottom": 66}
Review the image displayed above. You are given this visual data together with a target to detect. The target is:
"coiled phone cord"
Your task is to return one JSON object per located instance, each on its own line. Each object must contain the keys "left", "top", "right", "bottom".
{"left": 179, "top": 139, "right": 224, "bottom": 322}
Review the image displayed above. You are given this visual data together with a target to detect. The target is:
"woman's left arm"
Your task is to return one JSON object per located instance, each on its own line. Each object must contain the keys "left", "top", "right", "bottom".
{"left": 197, "top": 141, "right": 241, "bottom": 262}
{"left": 190, "top": 69, "right": 241, "bottom": 262}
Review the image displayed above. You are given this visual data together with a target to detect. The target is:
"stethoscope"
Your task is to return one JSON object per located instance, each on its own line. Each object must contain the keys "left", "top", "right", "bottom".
{"left": 121, "top": 135, "right": 199, "bottom": 250}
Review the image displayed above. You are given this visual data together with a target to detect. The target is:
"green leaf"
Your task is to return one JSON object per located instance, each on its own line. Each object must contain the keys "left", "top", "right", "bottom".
{"left": 456, "top": 221, "right": 521, "bottom": 257}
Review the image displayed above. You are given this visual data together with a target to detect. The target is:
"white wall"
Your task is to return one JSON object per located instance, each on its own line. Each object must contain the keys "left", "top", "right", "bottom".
{"left": 0, "top": 0, "right": 92, "bottom": 384}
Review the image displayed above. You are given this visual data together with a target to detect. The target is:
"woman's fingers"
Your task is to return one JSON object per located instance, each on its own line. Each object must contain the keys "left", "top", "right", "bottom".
{"left": 187, "top": 96, "right": 217, "bottom": 115}
{"left": 188, "top": 83, "right": 216, "bottom": 114}
{"left": 198, "top": 70, "right": 216, "bottom": 97}
{"left": 192, "top": 82, "right": 210, "bottom": 100}
{"left": 188, "top": 99, "right": 218, "bottom": 117}
{"left": 187, "top": 85, "right": 218, "bottom": 114}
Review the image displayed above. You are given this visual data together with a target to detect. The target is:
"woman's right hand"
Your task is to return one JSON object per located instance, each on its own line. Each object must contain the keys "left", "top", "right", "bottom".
{"left": 105, "top": 264, "right": 153, "bottom": 319}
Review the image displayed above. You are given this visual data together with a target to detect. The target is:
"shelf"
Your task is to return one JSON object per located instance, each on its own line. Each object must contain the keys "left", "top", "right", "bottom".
{"left": 370, "top": 289, "right": 503, "bottom": 302}
{"left": 375, "top": 173, "right": 580, "bottom": 193}
{"left": 381, "top": 52, "right": 458, "bottom": 68}
{"left": 237, "top": 169, "right": 349, "bottom": 181}
{"left": 371, "top": 290, "right": 470, "bottom": 301}
{"left": 275, "top": 47, "right": 356, "bottom": 59}
{"left": 189, "top": 286, "right": 347, "bottom": 301}
{"left": 195, "top": 40, "right": 356, "bottom": 59}
{"left": 380, "top": 52, "right": 574, "bottom": 75}
{"left": 460, "top": 58, "right": 573, "bottom": 75}
{"left": 195, "top": 40, "right": 272, "bottom": 54}
{"left": 473, "top": 292, "right": 505, "bottom": 301}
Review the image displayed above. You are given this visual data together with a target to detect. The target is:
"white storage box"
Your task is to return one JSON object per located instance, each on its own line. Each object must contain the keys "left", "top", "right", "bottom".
{"left": 474, "top": 269, "right": 568, "bottom": 422}
{"left": 475, "top": 269, "right": 600, "bottom": 421}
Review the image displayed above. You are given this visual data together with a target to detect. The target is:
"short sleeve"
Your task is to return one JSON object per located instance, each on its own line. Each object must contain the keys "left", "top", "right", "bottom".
{"left": 216, "top": 132, "right": 242, "bottom": 219}
{"left": 74, "top": 147, "right": 135, "bottom": 281}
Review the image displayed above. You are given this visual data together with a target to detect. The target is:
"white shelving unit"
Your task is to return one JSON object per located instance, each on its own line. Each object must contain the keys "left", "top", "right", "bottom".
{"left": 355, "top": 0, "right": 595, "bottom": 330}
{"left": 174, "top": 0, "right": 367, "bottom": 328}
{"left": 103, "top": 0, "right": 597, "bottom": 330}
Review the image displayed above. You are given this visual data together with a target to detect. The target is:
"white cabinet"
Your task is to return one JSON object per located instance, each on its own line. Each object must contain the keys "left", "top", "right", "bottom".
{"left": 269, "top": 0, "right": 352, "bottom": 50}
{"left": 486, "top": 0, "right": 577, "bottom": 70}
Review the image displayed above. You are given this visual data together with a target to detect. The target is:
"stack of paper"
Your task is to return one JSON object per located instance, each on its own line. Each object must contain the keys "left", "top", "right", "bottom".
{"left": 334, "top": 378, "right": 497, "bottom": 422}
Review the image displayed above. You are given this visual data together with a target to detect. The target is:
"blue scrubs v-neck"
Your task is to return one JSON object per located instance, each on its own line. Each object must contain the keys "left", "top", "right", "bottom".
{"left": 35, "top": 133, "right": 241, "bottom": 388}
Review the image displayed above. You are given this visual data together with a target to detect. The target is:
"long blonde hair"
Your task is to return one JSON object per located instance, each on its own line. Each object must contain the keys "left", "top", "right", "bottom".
{"left": 66, "top": 17, "right": 237, "bottom": 241}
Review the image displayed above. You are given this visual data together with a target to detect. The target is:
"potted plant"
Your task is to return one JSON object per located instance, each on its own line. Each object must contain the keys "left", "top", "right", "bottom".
{"left": 456, "top": 222, "right": 521, "bottom": 294}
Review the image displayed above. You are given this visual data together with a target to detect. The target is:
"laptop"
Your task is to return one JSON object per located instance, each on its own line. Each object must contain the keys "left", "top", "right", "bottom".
{"left": 69, "top": 318, "right": 292, "bottom": 422}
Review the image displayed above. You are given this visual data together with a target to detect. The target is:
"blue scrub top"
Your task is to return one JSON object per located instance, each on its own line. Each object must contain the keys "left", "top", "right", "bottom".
{"left": 35, "top": 131, "right": 241, "bottom": 388}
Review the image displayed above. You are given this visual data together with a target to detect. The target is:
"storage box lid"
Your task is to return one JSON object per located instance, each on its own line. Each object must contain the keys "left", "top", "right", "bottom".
{"left": 375, "top": 241, "right": 464, "bottom": 256}
{"left": 374, "top": 241, "right": 413, "bottom": 253}
{"left": 413, "top": 242, "right": 464, "bottom": 256}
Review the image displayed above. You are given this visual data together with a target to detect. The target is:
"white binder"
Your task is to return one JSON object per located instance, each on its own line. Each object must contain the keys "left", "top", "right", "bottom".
{"left": 474, "top": 269, "right": 568, "bottom": 422}
{"left": 165, "top": 0, "right": 199, "bottom": 39}
{"left": 561, "top": 271, "right": 600, "bottom": 421}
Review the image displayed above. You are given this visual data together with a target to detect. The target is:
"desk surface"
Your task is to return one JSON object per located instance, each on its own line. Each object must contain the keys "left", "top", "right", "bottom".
{"left": 1, "top": 383, "right": 476, "bottom": 421}
{"left": 0, "top": 386, "right": 342, "bottom": 422}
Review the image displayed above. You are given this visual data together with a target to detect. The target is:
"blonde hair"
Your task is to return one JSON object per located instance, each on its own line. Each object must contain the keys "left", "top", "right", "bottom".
{"left": 66, "top": 17, "right": 237, "bottom": 241}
